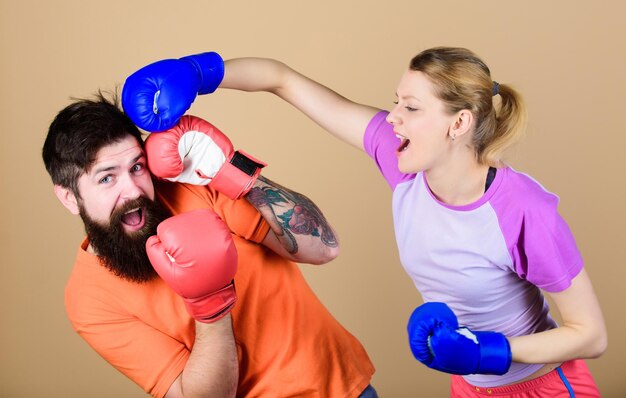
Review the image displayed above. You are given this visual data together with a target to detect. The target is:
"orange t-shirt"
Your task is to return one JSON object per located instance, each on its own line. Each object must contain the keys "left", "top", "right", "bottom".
{"left": 65, "top": 181, "right": 374, "bottom": 397}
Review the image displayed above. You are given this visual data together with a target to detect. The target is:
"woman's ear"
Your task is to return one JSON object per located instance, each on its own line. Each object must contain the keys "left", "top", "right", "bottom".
{"left": 54, "top": 185, "right": 80, "bottom": 215}
{"left": 450, "top": 109, "right": 474, "bottom": 139}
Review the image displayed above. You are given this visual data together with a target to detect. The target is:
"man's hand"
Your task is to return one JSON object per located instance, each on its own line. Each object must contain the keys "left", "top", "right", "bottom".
{"left": 146, "top": 209, "right": 238, "bottom": 322}
{"left": 145, "top": 115, "right": 266, "bottom": 200}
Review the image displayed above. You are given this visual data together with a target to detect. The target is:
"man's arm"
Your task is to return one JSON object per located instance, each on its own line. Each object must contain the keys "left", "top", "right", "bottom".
{"left": 142, "top": 115, "right": 339, "bottom": 265}
{"left": 147, "top": 209, "right": 241, "bottom": 397}
{"left": 165, "top": 317, "right": 238, "bottom": 398}
{"left": 245, "top": 175, "right": 339, "bottom": 265}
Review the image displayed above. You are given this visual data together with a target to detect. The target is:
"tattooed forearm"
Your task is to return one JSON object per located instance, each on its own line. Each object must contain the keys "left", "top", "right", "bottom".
{"left": 278, "top": 228, "right": 298, "bottom": 254}
{"left": 246, "top": 176, "right": 338, "bottom": 248}
{"left": 246, "top": 185, "right": 297, "bottom": 253}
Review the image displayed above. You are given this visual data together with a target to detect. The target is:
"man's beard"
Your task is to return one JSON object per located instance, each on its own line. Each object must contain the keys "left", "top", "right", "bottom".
{"left": 79, "top": 196, "right": 170, "bottom": 283}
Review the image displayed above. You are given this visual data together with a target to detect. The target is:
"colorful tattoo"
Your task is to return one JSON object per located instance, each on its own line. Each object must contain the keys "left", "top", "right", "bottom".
{"left": 248, "top": 177, "right": 338, "bottom": 248}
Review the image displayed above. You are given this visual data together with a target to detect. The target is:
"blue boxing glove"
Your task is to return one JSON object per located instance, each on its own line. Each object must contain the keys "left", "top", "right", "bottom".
{"left": 407, "top": 302, "right": 512, "bottom": 375}
{"left": 122, "top": 52, "right": 224, "bottom": 132}
{"left": 407, "top": 302, "right": 459, "bottom": 364}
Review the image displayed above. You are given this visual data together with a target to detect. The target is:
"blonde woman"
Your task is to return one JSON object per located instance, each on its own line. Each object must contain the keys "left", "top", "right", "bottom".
{"left": 123, "top": 46, "right": 607, "bottom": 397}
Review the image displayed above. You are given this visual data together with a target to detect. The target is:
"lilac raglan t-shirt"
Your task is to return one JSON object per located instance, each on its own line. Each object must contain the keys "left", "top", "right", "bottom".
{"left": 363, "top": 111, "right": 584, "bottom": 387}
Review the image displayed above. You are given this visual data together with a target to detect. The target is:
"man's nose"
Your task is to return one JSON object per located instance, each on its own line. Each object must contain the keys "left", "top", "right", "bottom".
{"left": 120, "top": 174, "right": 143, "bottom": 200}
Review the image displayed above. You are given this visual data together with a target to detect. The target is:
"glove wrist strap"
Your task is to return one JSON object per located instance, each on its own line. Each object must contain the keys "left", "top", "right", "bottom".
{"left": 184, "top": 282, "right": 237, "bottom": 323}
{"left": 475, "top": 331, "right": 512, "bottom": 375}
{"left": 211, "top": 151, "right": 266, "bottom": 200}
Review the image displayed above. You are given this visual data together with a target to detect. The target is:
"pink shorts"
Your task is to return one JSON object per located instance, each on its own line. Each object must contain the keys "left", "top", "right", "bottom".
{"left": 450, "top": 360, "right": 600, "bottom": 397}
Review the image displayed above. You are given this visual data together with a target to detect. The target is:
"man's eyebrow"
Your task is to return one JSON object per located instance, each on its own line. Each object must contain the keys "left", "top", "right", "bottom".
{"left": 131, "top": 154, "right": 145, "bottom": 163}
{"left": 92, "top": 164, "right": 119, "bottom": 175}
{"left": 92, "top": 153, "right": 144, "bottom": 175}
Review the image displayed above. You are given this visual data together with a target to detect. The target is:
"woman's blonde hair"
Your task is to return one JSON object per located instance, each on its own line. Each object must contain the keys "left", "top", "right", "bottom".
{"left": 409, "top": 47, "right": 527, "bottom": 166}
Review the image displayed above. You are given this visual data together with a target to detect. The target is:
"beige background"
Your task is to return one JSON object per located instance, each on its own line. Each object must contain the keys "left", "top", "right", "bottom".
{"left": 2, "top": 1, "right": 625, "bottom": 397}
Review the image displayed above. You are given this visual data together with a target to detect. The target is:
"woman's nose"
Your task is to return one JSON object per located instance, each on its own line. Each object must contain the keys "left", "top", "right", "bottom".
{"left": 386, "top": 110, "right": 400, "bottom": 126}
{"left": 386, "top": 102, "right": 404, "bottom": 126}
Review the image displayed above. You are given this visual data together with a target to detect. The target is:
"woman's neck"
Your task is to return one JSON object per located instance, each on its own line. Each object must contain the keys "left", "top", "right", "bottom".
{"left": 425, "top": 160, "right": 490, "bottom": 206}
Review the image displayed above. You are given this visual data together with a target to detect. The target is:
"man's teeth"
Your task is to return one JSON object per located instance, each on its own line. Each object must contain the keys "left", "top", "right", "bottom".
{"left": 121, "top": 208, "right": 142, "bottom": 226}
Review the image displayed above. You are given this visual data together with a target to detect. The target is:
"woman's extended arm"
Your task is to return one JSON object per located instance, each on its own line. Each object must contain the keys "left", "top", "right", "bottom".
{"left": 221, "top": 57, "right": 381, "bottom": 150}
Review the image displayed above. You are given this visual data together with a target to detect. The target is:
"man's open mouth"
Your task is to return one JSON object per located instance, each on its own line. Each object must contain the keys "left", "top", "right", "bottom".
{"left": 121, "top": 207, "right": 144, "bottom": 227}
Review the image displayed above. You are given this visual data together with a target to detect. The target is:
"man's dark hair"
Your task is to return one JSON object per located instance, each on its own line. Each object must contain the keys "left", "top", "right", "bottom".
{"left": 42, "top": 90, "right": 144, "bottom": 197}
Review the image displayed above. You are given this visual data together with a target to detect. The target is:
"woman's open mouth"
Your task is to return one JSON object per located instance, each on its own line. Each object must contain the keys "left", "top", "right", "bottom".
{"left": 396, "top": 134, "right": 410, "bottom": 152}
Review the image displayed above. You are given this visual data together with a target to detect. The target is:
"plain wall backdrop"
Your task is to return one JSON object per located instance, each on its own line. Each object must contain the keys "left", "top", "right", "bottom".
{"left": 2, "top": 1, "right": 625, "bottom": 396}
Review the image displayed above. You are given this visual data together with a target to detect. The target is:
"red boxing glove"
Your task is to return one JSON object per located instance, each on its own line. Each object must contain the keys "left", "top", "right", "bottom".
{"left": 145, "top": 115, "right": 266, "bottom": 200}
{"left": 146, "top": 209, "right": 238, "bottom": 323}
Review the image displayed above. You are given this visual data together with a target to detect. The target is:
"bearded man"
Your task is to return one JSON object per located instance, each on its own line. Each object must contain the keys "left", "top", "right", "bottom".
{"left": 42, "top": 92, "right": 376, "bottom": 398}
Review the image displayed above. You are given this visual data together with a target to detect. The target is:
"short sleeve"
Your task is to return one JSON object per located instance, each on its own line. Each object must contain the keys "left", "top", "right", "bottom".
{"left": 519, "top": 205, "right": 583, "bottom": 292}
{"left": 64, "top": 243, "right": 198, "bottom": 398}
{"left": 155, "top": 180, "right": 270, "bottom": 244}
{"left": 491, "top": 170, "right": 584, "bottom": 293}
{"left": 507, "top": 194, "right": 584, "bottom": 292}
{"left": 363, "top": 110, "right": 415, "bottom": 190}
{"left": 70, "top": 308, "right": 189, "bottom": 397}
{"left": 211, "top": 189, "right": 270, "bottom": 243}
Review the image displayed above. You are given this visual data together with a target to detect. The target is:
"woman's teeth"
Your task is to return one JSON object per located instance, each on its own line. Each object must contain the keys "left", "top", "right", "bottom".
{"left": 396, "top": 135, "right": 410, "bottom": 152}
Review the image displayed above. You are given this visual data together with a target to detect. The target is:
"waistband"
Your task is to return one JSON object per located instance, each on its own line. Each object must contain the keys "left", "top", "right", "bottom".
{"left": 454, "top": 360, "right": 580, "bottom": 395}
